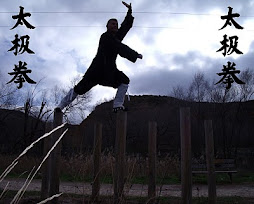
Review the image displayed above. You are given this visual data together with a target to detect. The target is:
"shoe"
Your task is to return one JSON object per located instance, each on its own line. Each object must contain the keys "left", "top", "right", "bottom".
{"left": 113, "top": 106, "right": 128, "bottom": 113}
{"left": 57, "top": 88, "right": 78, "bottom": 110}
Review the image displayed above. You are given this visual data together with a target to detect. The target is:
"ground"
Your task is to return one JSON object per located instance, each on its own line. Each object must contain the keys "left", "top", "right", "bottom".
{"left": 1, "top": 178, "right": 254, "bottom": 203}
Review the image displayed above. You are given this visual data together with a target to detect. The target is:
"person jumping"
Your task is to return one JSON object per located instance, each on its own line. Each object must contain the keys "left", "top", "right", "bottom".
{"left": 55, "top": 1, "right": 142, "bottom": 113}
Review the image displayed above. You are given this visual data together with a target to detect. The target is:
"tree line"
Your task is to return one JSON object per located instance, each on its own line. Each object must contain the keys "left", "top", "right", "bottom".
{"left": 170, "top": 68, "right": 254, "bottom": 103}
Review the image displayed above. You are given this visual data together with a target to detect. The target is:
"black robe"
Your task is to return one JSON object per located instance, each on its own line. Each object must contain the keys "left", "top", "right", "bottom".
{"left": 74, "top": 12, "right": 139, "bottom": 94}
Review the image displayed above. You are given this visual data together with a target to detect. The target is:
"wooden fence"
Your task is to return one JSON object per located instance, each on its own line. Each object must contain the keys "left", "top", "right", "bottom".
{"left": 41, "top": 107, "right": 218, "bottom": 204}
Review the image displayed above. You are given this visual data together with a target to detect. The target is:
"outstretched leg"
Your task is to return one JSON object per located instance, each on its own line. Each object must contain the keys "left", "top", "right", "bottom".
{"left": 55, "top": 73, "right": 98, "bottom": 111}
{"left": 56, "top": 88, "right": 78, "bottom": 110}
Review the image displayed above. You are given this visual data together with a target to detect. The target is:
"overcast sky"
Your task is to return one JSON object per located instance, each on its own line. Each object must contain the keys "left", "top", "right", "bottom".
{"left": 1, "top": 0, "right": 254, "bottom": 113}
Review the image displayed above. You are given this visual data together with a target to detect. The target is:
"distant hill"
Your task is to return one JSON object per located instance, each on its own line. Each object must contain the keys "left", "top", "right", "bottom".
{"left": 63, "top": 95, "right": 254, "bottom": 158}
{"left": 0, "top": 108, "right": 45, "bottom": 153}
{"left": 1, "top": 95, "right": 254, "bottom": 159}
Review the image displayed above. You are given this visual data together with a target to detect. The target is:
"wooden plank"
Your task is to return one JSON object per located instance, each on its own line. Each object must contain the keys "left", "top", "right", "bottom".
{"left": 49, "top": 110, "right": 63, "bottom": 204}
{"left": 205, "top": 120, "right": 216, "bottom": 204}
{"left": 215, "top": 171, "right": 237, "bottom": 173}
{"left": 148, "top": 121, "right": 157, "bottom": 203}
{"left": 114, "top": 111, "right": 127, "bottom": 204}
{"left": 192, "top": 171, "right": 237, "bottom": 174}
{"left": 180, "top": 107, "right": 192, "bottom": 204}
{"left": 91, "top": 123, "right": 102, "bottom": 201}
{"left": 215, "top": 159, "right": 235, "bottom": 163}
{"left": 192, "top": 162, "right": 236, "bottom": 170}
{"left": 41, "top": 122, "right": 53, "bottom": 200}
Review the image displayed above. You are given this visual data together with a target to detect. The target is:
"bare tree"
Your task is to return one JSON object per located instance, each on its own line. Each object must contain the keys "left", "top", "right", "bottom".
{"left": 237, "top": 68, "right": 254, "bottom": 102}
{"left": 209, "top": 80, "right": 238, "bottom": 103}
{"left": 0, "top": 72, "right": 18, "bottom": 108}
{"left": 187, "top": 72, "right": 210, "bottom": 102}
{"left": 19, "top": 75, "right": 93, "bottom": 124}
{"left": 207, "top": 68, "right": 254, "bottom": 158}
{"left": 53, "top": 76, "right": 93, "bottom": 124}
{"left": 170, "top": 72, "right": 210, "bottom": 102}
{"left": 170, "top": 69, "right": 254, "bottom": 158}
{"left": 171, "top": 85, "right": 186, "bottom": 100}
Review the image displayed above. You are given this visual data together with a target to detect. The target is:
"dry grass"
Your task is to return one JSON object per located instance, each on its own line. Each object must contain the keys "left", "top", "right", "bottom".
{"left": 1, "top": 153, "right": 180, "bottom": 183}
{"left": 57, "top": 153, "right": 180, "bottom": 184}
{"left": 0, "top": 155, "right": 41, "bottom": 177}
{"left": 0, "top": 151, "right": 180, "bottom": 203}
{"left": 0, "top": 123, "right": 68, "bottom": 203}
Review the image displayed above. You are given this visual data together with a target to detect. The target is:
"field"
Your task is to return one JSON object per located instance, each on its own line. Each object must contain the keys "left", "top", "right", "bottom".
{"left": 1, "top": 154, "right": 254, "bottom": 203}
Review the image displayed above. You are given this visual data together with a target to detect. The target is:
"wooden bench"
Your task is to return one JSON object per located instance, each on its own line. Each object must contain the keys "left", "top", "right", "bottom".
{"left": 192, "top": 159, "right": 237, "bottom": 183}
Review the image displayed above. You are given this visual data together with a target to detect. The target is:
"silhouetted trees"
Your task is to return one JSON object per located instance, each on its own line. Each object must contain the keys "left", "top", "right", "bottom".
{"left": 170, "top": 68, "right": 254, "bottom": 158}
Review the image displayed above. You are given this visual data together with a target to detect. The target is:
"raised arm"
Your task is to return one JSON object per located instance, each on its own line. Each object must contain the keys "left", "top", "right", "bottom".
{"left": 116, "top": 2, "right": 134, "bottom": 41}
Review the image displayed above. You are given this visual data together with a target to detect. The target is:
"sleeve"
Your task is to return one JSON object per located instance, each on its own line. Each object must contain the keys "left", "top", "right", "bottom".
{"left": 118, "top": 42, "right": 138, "bottom": 63}
{"left": 115, "top": 10, "right": 134, "bottom": 42}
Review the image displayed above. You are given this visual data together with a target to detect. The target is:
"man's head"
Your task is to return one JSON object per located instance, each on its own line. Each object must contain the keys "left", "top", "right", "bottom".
{"left": 106, "top": 18, "right": 118, "bottom": 34}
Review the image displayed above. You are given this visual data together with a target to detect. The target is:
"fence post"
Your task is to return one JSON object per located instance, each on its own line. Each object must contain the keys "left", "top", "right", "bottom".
{"left": 148, "top": 121, "right": 157, "bottom": 203}
{"left": 91, "top": 123, "right": 103, "bottom": 201}
{"left": 49, "top": 110, "right": 63, "bottom": 204}
{"left": 114, "top": 111, "right": 127, "bottom": 204}
{"left": 41, "top": 122, "right": 53, "bottom": 200}
{"left": 204, "top": 120, "right": 216, "bottom": 204}
{"left": 180, "top": 107, "right": 192, "bottom": 204}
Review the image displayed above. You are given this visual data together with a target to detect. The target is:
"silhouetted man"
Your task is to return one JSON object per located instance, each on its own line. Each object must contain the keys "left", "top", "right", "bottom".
{"left": 56, "top": 1, "right": 142, "bottom": 113}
